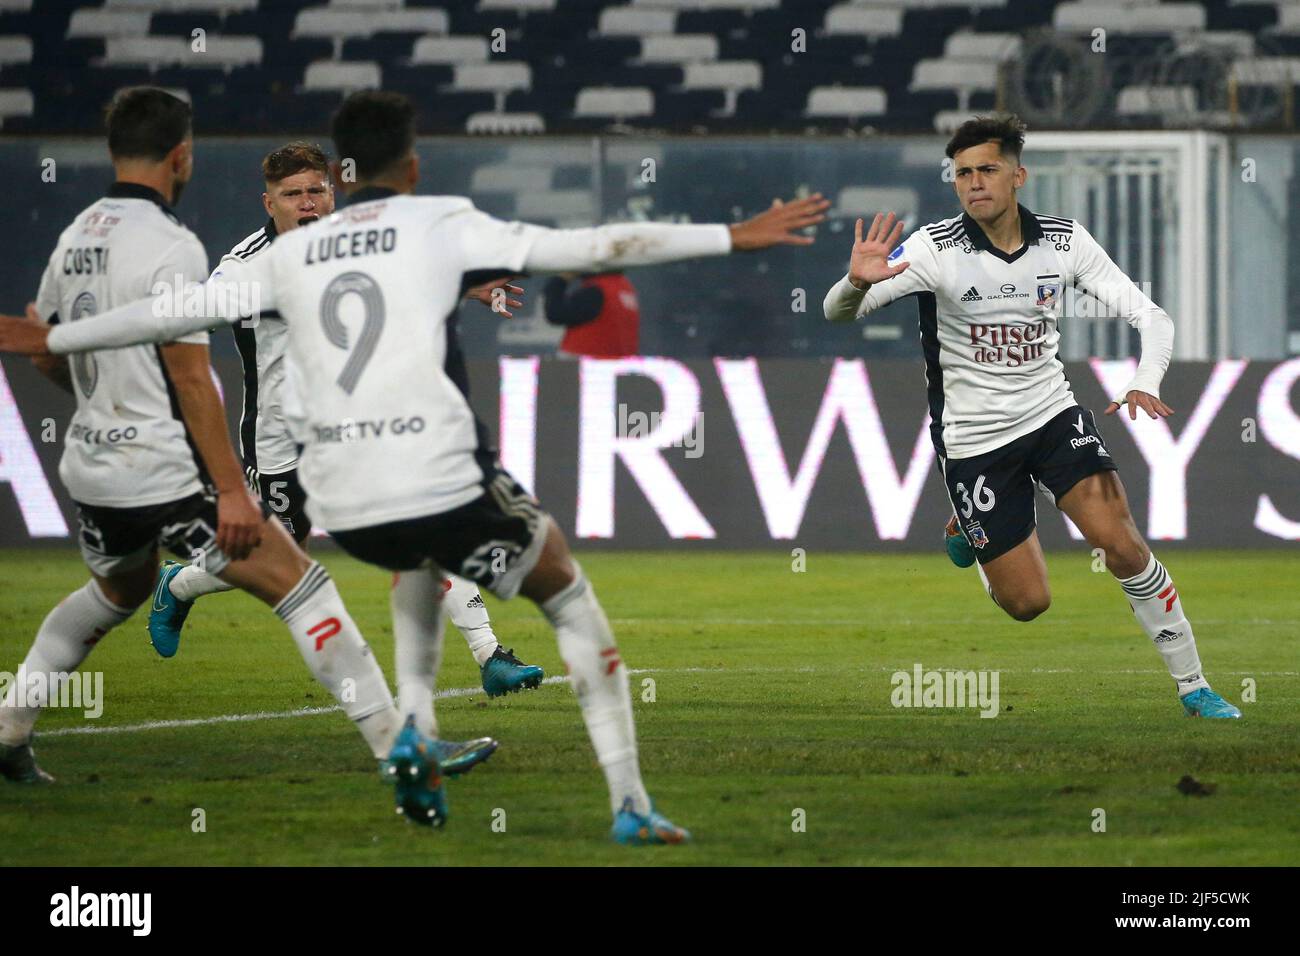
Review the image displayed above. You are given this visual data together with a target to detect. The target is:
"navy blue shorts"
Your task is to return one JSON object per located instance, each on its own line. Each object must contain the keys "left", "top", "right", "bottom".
{"left": 941, "top": 406, "right": 1118, "bottom": 564}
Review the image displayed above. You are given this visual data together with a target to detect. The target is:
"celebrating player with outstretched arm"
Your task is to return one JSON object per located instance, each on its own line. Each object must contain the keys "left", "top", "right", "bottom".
{"left": 0, "top": 89, "right": 429, "bottom": 788}
{"left": 823, "top": 114, "right": 1239, "bottom": 719}
{"left": 0, "top": 90, "right": 831, "bottom": 839}
{"left": 148, "top": 140, "right": 547, "bottom": 706}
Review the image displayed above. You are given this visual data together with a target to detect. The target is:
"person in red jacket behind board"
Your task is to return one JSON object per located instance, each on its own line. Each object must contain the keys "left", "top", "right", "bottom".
{"left": 543, "top": 271, "right": 640, "bottom": 357}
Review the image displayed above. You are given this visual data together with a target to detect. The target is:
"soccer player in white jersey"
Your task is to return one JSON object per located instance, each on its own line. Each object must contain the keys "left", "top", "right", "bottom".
{"left": 823, "top": 115, "right": 1240, "bottom": 719}
{"left": 149, "top": 140, "right": 546, "bottom": 700}
{"left": 0, "top": 88, "right": 456, "bottom": 788}
{"left": 1, "top": 90, "right": 831, "bottom": 839}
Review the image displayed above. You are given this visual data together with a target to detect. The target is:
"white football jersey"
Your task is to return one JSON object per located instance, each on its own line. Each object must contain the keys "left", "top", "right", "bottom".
{"left": 233, "top": 190, "right": 543, "bottom": 532}
{"left": 826, "top": 204, "right": 1169, "bottom": 460}
{"left": 218, "top": 221, "right": 298, "bottom": 476}
{"left": 34, "top": 183, "right": 210, "bottom": 507}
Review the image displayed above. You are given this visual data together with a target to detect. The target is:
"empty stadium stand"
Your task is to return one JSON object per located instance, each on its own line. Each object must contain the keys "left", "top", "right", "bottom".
{"left": 1, "top": 0, "right": 1296, "bottom": 134}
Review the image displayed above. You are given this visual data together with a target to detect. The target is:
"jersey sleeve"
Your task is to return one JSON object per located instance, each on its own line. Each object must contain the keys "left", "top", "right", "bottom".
{"left": 149, "top": 236, "right": 213, "bottom": 345}
{"left": 34, "top": 248, "right": 62, "bottom": 325}
{"left": 823, "top": 228, "right": 941, "bottom": 321}
{"left": 1069, "top": 221, "right": 1174, "bottom": 400}
{"left": 449, "top": 204, "right": 546, "bottom": 279}
{"left": 48, "top": 248, "right": 273, "bottom": 356}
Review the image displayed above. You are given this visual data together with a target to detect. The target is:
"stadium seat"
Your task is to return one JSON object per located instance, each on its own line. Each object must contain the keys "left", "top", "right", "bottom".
{"left": 628, "top": 0, "right": 780, "bottom": 8}
{"left": 452, "top": 62, "right": 532, "bottom": 93}
{"left": 0, "top": 86, "right": 32, "bottom": 124}
{"left": 942, "top": 31, "right": 1020, "bottom": 61}
{"left": 470, "top": 163, "right": 553, "bottom": 193}
{"left": 824, "top": 5, "right": 905, "bottom": 38}
{"left": 411, "top": 36, "right": 490, "bottom": 64}
{"left": 909, "top": 58, "right": 998, "bottom": 111}
{"left": 574, "top": 85, "right": 654, "bottom": 119}
{"left": 465, "top": 111, "right": 546, "bottom": 134}
{"left": 1116, "top": 84, "right": 1197, "bottom": 115}
{"left": 67, "top": 9, "right": 152, "bottom": 39}
{"left": 291, "top": 6, "right": 448, "bottom": 58}
{"left": 804, "top": 86, "right": 887, "bottom": 119}
{"left": 832, "top": 185, "right": 920, "bottom": 228}
{"left": 0, "top": 35, "right": 30, "bottom": 65}
{"left": 1053, "top": 2, "right": 1208, "bottom": 34}
{"left": 598, "top": 7, "right": 677, "bottom": 37}
{"left": 1230, "top": 56, "right": 1300, "bottom": 85}
{"left": 302, "top": 59, "right": 381, "bottom": 92}
{"left": 99, "top": 35, "right": 262, "bottom": 70}
{"left": 479, "top": 0, "right": 558, "bottom": 11}
{"left": 637, "top": 34, "right": 718, "bottom": 64}
{"left": 515, "top": 188, "right": 595, "bottom": 225}
{"left": 103, "top": 0, "right": 259, "bottom": 11}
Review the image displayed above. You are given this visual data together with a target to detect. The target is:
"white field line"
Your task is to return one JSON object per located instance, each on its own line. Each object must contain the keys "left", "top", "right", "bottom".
{"left": 34, "top": 665, "right": 1296, "bottom": 740}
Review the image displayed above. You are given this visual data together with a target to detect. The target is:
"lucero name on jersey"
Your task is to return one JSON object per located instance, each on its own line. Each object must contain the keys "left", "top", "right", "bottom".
{"left": 303, "top": 226, "right": 396, "bottom": 265}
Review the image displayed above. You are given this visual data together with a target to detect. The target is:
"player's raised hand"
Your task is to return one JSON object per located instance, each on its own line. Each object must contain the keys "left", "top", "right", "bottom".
{"left": 0, "top": 303, "right": 53, "bottom": 355}
{"left": 729, "top": 193, "right": 830, "bottom": 250}
{"left": 848, "top": 212, "right": 909, "bottom": 291}
{"left": 215, "top": 486, "right": 264, "bottom": 561}
{"left": 465, "top": 278, "right": 525, "bottom": 318}
{"left": 1105, "top": 390, "right": 1174, "bottom": 421}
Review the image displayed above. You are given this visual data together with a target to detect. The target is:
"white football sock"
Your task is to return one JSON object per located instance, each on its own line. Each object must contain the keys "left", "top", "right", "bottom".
{"left": 444, "top": 574, "right": 498, "bottom": 665}
{"left": 1118, "top": 554, "right": 1209, "bottom": 696}
{"left": 541, "top": 563, "right": 650, "bottom": 817}
{"left": 169, "top": 563, "right": 235, "bottom": 602}
{"left": 389, "top": 569, "right": 445, "bottom": 738}
{"left": 273, "top": 562, "right": 401, "bottom": 759}
{"left": 0, "top": 580, "right": 133, "bottom": 746}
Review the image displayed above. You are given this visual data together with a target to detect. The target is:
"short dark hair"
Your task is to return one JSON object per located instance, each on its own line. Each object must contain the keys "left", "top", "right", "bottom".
{"left": 105, "top": 87, "right": 192, "bottom": 161}
{"left": 944, "top": 114, "right": 1027, "bottom": 164}
{"left": 331, "top": 91, "right": 415, "bottom": 182}
{"left": 262, "top": 141, "right": 330, "bottom": 184}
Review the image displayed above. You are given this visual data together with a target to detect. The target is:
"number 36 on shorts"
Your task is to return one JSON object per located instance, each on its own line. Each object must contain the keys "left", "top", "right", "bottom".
{"left": 954, "top": 475, "right": 996, "bottom": 518}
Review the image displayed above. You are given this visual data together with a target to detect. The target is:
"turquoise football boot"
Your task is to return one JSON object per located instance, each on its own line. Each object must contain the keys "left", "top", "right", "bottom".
{"left": 0, "top": 740, "right": 54, "bottom": 784}
{"left": 945, "top": 515, "right": 975, "bottom": 568}
{"left": 384, "top": 716, "right": 449, "bottom": 827}
{"left": 430, "top": 736, "right": 499, "bottom": 777}
{"left": 610, "top": 797, "right": 691, "bottom": 846}
{"left": 147, "top": 561, "right": 193, "bottom": 659}
{"left": 481, "top": 646, "right": 544, "bottom": 698}
{"left": 1180, "top": 688, "right": 1242, "bottom": 719}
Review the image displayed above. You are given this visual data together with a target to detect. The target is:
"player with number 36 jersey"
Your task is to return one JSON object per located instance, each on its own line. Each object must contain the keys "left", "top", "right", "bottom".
{"left": 823, "top": 114, "right": 1240, "bottom": 720}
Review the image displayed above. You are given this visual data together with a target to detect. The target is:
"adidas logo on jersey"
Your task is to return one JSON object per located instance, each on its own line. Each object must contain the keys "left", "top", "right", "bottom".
{"left": 960, "top": 286, "right": 982, "bottom": 302}
{"left": 1155, "top": 628, "right": 1183, "bottom": 644}
{"left": 466, "top": 594, "right": 486, "bottom": 610}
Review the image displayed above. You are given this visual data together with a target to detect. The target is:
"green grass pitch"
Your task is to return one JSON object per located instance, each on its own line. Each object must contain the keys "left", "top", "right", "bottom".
{"left": 1, "top": 547, "right": 1296, "bottom": 866}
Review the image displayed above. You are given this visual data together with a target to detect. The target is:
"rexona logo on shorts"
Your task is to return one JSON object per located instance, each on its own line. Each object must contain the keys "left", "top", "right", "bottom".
{"left": 49, "top": 886, "right": 151, "bottom": 936}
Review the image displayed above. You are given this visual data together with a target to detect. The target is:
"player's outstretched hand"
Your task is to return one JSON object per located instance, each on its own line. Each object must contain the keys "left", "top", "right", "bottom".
{"left": 848, "top": 212, "right": 909, "bottom": 291}
{"left": 1105, "top": 390, "right": 1174, "bottom": 420}
{"left": 465, "top": 278, "right": 525, "bottom": 318}
{"left": 0, "top": 303, "right": 53, "bottom": 355}
{"left": 216, "top": 487, "right": 264, "bottom": 562}
{"left": 729, "top": 194, "right": 830, "bottom": 250}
